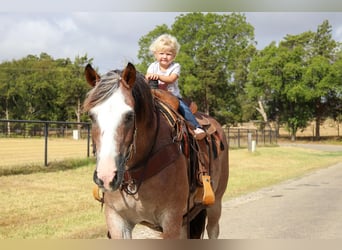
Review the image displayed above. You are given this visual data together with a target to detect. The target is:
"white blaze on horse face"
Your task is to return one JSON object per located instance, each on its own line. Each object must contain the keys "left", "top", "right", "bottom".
{"left": 90, "top": 88, "right": 133, "bottom": 189}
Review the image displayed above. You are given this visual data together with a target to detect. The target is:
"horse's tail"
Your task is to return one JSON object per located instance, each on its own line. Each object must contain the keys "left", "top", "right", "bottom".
{"left": 189, "top": 209, "right": 207, "bottom": 239}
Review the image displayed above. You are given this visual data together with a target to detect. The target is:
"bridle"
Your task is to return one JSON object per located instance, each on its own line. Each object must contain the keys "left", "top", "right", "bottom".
{"left": 120, "top": 105, "right": 160, "bottom": 195}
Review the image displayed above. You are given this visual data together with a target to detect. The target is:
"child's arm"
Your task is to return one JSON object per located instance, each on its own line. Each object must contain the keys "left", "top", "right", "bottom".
{"left": 145, "top": 72, "right": 178, "bottom": 84}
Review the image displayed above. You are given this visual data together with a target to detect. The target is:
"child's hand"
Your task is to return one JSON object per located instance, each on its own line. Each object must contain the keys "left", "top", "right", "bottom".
{"left": 145, "top": 73, "right": 159, "bottom": 80}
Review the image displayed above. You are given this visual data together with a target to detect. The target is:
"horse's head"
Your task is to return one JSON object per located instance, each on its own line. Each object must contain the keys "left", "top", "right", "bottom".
{"left": 84, "top": 63, "right": 152, "bottom": 192}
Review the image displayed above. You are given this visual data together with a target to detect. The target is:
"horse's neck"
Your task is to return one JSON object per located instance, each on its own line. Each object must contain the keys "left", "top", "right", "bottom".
{"left": 128, "top": 110, "right": 159, "bottom": 166}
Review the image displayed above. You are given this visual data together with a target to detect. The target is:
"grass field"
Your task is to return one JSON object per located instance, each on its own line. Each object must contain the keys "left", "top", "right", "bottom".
{"left": 0, "top": 141, "right": 342, "bottom": 238}
{"left": 0, "top": 138, "right": 89, "bottom": 168}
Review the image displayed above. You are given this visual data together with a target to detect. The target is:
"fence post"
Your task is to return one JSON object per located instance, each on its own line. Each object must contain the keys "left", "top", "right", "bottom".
{"left": 256, "top": 129, "right": 259, "bottom": 145}
{"left": 87, "top": 124, "right": 91, "bottom": 157}
{"left": 44, "top": 122, "right": 48, "bottom": 166}
{"left": 247, "top": 132, "right": 252, "bottom": 151}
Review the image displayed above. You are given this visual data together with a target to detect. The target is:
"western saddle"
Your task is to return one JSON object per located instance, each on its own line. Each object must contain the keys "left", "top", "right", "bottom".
{"left": 151, "top": 88, "right": 224, "bottom": 205}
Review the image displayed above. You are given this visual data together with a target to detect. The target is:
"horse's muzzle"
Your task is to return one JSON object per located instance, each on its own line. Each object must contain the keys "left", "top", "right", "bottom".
{"left": 93, "top": 169, "right": 122, "bottom": 191}
{"left": 93, "top": 155, "right": 126, "bottom": 192}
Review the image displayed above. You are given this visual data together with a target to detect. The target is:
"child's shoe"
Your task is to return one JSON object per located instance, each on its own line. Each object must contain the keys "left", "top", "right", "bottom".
{"left": 193, "top": 127, "right": 206, "bottom": 140}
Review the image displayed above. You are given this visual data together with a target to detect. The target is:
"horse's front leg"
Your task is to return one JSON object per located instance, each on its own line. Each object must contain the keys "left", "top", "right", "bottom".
{"left": 105, "top": 207, "right": 134, "bottom": 239}
{"left": 160, "top": 213, "right": 185, "bottom": 239}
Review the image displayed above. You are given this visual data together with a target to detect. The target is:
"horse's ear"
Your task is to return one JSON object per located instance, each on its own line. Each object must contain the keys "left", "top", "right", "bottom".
{"left": 85, "top": 64, "right": 101, "bottom": 87}
{"left": 121, "top": 62, "right": 136, "bottom": 89}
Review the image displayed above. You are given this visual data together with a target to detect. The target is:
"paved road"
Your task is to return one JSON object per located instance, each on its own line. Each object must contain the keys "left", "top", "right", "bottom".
{"left": 218, "top": 144, "right": 342, "bottom": 239}
{"left": 219, "top": 161, "right": 342, "bottom": 239}
{"left": 133, "top": 144, "right": 342, "bottom": 239}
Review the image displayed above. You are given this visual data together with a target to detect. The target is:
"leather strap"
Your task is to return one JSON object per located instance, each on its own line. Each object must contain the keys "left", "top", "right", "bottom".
{"left": 124, "top": 142, "right": 182, "bottom": 184}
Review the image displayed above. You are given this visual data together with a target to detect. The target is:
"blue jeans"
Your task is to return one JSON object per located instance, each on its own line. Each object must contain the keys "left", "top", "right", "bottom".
{"left": 178, "top": 99, "right": 201, "bottom": 128}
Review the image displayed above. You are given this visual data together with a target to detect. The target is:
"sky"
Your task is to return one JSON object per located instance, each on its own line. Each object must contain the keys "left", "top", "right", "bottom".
{"left": 1, "top": 12, "right": 342, "bottom": 74}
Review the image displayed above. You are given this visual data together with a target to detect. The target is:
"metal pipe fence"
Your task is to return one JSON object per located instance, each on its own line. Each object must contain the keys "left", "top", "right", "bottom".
{"left": 0, "top": 119, "right": 91, "bottom": 166}
{"left": 224, "top": 127, "right": 277, "bottom": 148}
{"left": 0, "top": 120, "right": 277, "bottom": 168}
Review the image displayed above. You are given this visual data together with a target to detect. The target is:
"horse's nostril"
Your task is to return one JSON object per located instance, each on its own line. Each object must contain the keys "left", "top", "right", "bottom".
{"left": 93, "top": 170, "right": 104, "bottom": 187}
{"left": 109, "top": 170, "right": 123, "bottom": 191}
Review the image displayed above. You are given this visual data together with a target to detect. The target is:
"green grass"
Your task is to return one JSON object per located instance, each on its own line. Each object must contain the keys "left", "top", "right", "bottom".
{"left": 0, "top": 146, "right": 341, "bottom": 238}
{"left": 0, "top": 158, "right": 95, "bottom": 176}
{"left": 0, "top": 138, "right": 89, "bottom": 168}
{"left": 0, "top": 162, "right": 106, "bottom": 239}
{"left": 226, "top": 146, "right": 342, "bottom": 199}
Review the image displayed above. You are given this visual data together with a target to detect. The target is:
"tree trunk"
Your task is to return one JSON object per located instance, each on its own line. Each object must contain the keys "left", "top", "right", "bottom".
{"left": 75, "top": 98, "right": 82, "bottom": 138}
{"left": 315, "top": 116, "right": 321, "bottom": 140}
{"left": 5, "top": 100, "right": 10, "bottom": 136}
{"left": 290, "top": 125, "right": 296, "bottom": 141}
{"left": 291, "top": 134, "right": 296, "bottom": 141}
{"left": 256, "top": 100, "right": 272, "bottom": 130}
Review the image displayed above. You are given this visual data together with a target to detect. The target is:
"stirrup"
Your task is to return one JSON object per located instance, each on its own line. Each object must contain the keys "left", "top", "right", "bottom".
{"left": 194, "top": 175, "right": 215, "bottom": 205}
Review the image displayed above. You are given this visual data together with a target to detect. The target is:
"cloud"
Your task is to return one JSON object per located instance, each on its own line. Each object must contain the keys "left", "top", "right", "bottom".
{"left": 334, "top": 24, "right": 342, "bottom": 41}
{"left": 0, "top": 12, "right": 181, "bottom": 73}
{"left": 1, "top": 12, "right": 342, "bottom": 75}
{"left": 0, "top": 16, "right": 59, "bottom": 57}
{"left": 245, "top": 12, "right": 342, "bottom": 49}
{"left": 0, "top": 14, "right": 79, "bottom": 62}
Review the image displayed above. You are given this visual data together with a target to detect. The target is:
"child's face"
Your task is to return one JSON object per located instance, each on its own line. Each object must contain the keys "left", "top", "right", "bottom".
{"left": 154, "top": 50, "right": 175, "bottom": 68}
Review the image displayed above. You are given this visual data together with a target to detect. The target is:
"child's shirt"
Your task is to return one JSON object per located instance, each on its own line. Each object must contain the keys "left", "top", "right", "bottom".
{"left": 147, "top": 61, "right": 181, "bottom": 98}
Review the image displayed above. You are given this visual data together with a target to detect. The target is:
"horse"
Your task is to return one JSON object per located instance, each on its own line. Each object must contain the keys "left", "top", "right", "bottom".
{"left": 83, "top": 62, "right": 229, "bottom": 239}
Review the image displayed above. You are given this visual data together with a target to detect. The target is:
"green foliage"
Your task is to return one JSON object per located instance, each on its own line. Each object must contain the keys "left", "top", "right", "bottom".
{"left": 247, "top": 20, "right": 341, "bottom": 140}
{"left": 1, "top": 15, "right": 341, "bottom": 141}
{"left": 0, "top": 53, "right": 92, "bottom": 122}
{"left": 139, "top": 15, "right": 341, "bottom": 139}
{"left": 137, "top": 12, "right": 256, "bottom": 125}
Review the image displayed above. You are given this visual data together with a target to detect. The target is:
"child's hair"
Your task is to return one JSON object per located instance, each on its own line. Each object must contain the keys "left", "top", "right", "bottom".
{"left": 149, "top": 34, "right": 180, "bottom": 56}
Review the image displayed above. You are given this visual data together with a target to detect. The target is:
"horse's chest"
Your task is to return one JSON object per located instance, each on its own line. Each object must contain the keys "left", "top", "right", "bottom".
{"left": 105, "top": 192, "right": 159, "bottom": 221}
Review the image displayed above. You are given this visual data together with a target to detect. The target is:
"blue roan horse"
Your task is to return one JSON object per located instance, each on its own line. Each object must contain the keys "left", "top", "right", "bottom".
{"left": 83, "top": 63, "right": 229, "bottom": 239}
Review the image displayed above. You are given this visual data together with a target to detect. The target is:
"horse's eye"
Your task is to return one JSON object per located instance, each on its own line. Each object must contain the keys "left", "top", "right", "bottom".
{"left": 89, "top": 113, "right": 97, "bottom": 123}
{"left": 124, "top": 111, "right": 134, "bottom": 124}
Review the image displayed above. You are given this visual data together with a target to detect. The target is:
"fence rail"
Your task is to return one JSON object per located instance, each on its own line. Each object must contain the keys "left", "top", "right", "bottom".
{"left": 0, "top": 120, "right": 277, "bottom": 168}
{"left": 0, "top": 119, "right": 91, "bottom": 166}
{"left": 224, "top": 127, "right": 277, "bottom": 148}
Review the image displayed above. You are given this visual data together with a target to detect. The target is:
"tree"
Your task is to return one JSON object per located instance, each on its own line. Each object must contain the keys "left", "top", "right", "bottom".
{"left": 247, "top": 20, "right": 341, "bottom": 140}
{"left": 137, "top": 13, "right": 256, "bottom": 125}
{"left": 246, "top": 43, "right": 286, "bottom": 134}
{"left": 0, "top": 61, "right": 21, "bottom": 134}
{"left": 324, "top": 50, "right": 342, "bottom": 136}
{"left": 0, "top": 53, "right": 93, "bottom": 125}
{"left": 306, "top": 20, "right": 338, "bottom": 139}
{"left": 56, "top": 54, "right": 93, "bottom": 123}
{"left": 247, "top": 35, "right": 314, "bottom": 140}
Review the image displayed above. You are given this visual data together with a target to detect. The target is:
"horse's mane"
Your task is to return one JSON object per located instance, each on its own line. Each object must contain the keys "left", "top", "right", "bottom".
{"left": 83, "top": 69, "right": 154, "bottom": 124}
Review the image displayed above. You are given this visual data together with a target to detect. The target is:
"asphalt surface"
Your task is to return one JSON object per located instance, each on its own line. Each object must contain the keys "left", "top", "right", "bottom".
{"left": 133, "top": 144, "right": 342, "bottom": 239}
{"left": 218, "top": 144, "right": 342, "bottom": 239}
{"left": 219, "top": 162, "right": 342, "bottom": 239}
